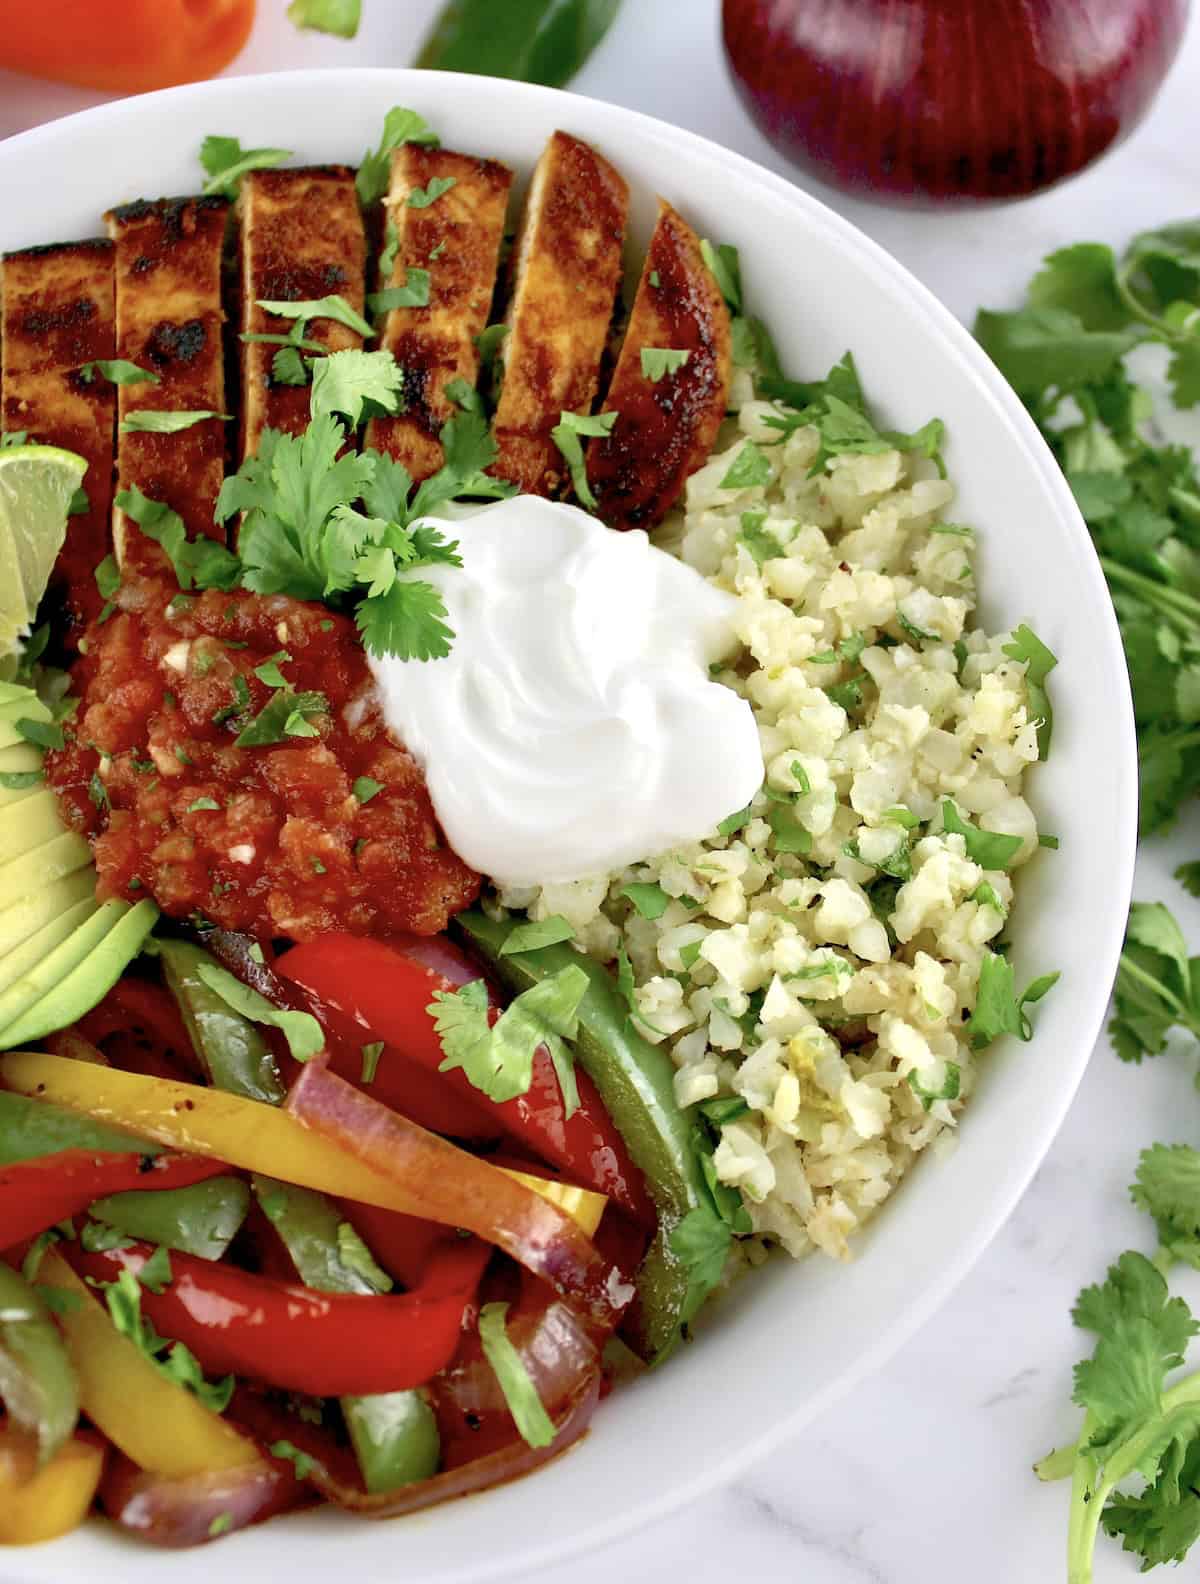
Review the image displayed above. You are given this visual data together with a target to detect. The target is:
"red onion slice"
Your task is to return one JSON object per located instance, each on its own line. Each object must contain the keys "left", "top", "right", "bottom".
{"left": 285, "top": 1061, "right": 632, "bottom": 1332}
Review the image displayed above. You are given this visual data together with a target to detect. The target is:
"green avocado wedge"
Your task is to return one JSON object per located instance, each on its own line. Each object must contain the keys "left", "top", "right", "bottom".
{"left": 0, "top": 869, "right": 96, "bottom": 963}
{"left": 0, "top": 829, "right": 91, "bottom": 901}
{"left": 0, "top": 897, "right": 97, "bottom": 999}
{"left": 0, "top": 787, "right": 71, "bottom": 867}
{"left": 0, "top": 898, "right": 158, "bottom": 1050}
{"left": 0, "top": 897, "right": 126, "bottom": 1039}
{"left": 456, "top": 908, "right": 727, "bottom": 1363}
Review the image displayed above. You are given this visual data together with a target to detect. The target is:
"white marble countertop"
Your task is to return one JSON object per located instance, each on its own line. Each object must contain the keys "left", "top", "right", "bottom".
{"left": 4, "top": 5, "right": 1200, "bottom": 1579}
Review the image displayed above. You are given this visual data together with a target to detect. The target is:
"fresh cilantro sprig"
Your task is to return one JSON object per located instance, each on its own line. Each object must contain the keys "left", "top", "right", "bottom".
{"left": 1109, "top": 901, "right": 1200, "bottom": 1064}
{"left": 1036, "top": 1139, "right": 1200, "bottom": 1580}
{"left": 199, "top": 349, "right": 513, "bottom": 661}
{"left": 101, "top": 1255, "right": 234, "bottom": 1414}
{"left": 356, "top": 104, "right": 440, "bottom": 207}
{"left": 977, "top": 226, "right": 1200, "bottom": 836}
{"left": 199, "top": 135, "right": 293, "bottom": 197}
{"left": 428, "top": 965, "right": 588, "bottom": 1116}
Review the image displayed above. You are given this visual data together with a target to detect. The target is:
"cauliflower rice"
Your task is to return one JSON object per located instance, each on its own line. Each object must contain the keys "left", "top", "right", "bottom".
{"left": 490, "top": 366, "right": 1045, "bottom": 1269}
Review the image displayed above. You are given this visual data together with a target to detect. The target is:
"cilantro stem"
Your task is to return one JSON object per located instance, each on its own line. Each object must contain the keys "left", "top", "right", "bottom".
{"left": 1099, "top": 558, "right": 1200, "bottom": 630}
{"left": 1067, "top": 1401, "right": 1200, "bottom": 1584}
{"left": 1115, "top": 949, "right": 1200, "bottom": 1034}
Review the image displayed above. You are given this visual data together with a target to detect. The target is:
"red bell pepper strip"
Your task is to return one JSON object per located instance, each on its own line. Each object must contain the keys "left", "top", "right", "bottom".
{"left": 2, "top": 1151, "right": 228, "bottom": 1248}
{"left": 68, "top": 1235, "right": 491, "bottom": 1399}
{"left": 74, "top": 978, "right": 204, "bottom": 1083}
{"left": 277, "top": 934, "right": 655, "bottom": 1224}
{"left": 332, "top": 1200, "right": 454, "bottom": 1291}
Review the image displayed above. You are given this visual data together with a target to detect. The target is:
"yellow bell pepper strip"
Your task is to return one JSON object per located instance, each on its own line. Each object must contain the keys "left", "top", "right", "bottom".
{"left": 0, "top": 1051, "right": 606, "bottom": 1237}
{"left": 0, "top": 1261, "right": 78, "bottom": 1466}
{"left": 35, "top": 1249, "right": 258, "bottom": 1478}
{"left": 0, "top": 1428, "right": 104, "bottom": 1546}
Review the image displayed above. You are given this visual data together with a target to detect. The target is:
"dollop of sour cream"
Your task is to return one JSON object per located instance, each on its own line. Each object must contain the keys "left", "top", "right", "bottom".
{"left": 369, "top": 496, "right": 763, "bottom": 888}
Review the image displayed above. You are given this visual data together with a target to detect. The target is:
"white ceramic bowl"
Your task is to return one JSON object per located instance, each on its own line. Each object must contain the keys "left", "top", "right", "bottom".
{"left": 0, "top": 68, "right": 1137, "bottom": 1584}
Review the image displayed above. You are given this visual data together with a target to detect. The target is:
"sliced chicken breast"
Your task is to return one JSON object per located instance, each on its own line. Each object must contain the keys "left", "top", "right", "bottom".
{"left": 490, "top": 130, "right": 628, "bottom": 496}
{"left": 238, "top": 165, "right": 366, "bottom": 459}
{"left": 106, "top": 196, "right": 229, "bottom": 571}
{"left": 365, "top": 145, "right": 512, "bottom": 481}
{"left": 586, "top": 201, "right": 732, "bottom": 530}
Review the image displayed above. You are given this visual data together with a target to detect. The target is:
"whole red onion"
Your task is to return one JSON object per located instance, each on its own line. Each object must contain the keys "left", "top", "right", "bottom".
{"left": 722, "top": 0, "right": 1190, "bottom": 205}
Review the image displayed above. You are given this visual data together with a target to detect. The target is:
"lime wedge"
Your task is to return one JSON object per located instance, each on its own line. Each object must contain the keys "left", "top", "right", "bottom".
{"left": 0, "top": 445, "right": 88, "bottom": 653}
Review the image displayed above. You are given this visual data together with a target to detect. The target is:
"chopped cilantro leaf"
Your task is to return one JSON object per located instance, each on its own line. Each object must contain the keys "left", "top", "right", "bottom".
{"left": 186, "top": 796, "right": 220, "bottom": 813}
{"left": 478, "top": 1301, "right": 557, "bottom": 1449}
{"left": 116, "top": 485, "right": 241, "bottom": 592}
{"left": 620, "top": 882, "right": 671, "bottom": 920}
{"left": 369, "top": 269, "right": 432, "bottom": 314}
{"left": 360, "top": 1041, "right": 384, "bottom": 1085}
{"left": 699, "top": 239, "right": 742, "bottom": 312}
{"left": 195, "top": 961, "right": 323, "bottom": 1064}
{"left": 15, "top": 717, "right": 64, "bottom": 751}
{"left": 429, "top": 965, "right": 587, "bottom": 1116}
{"left": 269, "top": 1440, "right": 317, "bottom": 1480}
{"left": 907, "top": 1062, "right": 961, "bottom": 1110}
{"left": 357, "top": 105, "right": 440, "bottom": 207}
{"left": 965, "top": 951, "right": 1060, "bottom": 1049}
{"left": 737, "top": 509, "right": 782, "bottom": 566}
{"left": 941, "top": 800, "right": 1024, "bottom": 869}
{"left": 257, "top": 294, "right": 373, "bottom": 340}
{"left": 199, "top": 135, "right": 293, "bottom": 196}
{"left": 641, "top": 347, "right": 691, "bottom": 382}
{"left": 253, "top": 651, "right": 292, "bottom": 688}
{"left": 119, "top": 409, "right": 228, "bottom": 435}
{"left": 309, "top": 348, "right": 405, "bottom": 426}
{"left": 80, "top": 358, "right": 160, "bottom": 387}
{"left": 1002, "top": 623, "right": 1059, "bottom": 759}
{"left": 551, "top": 409, "right": 617, "bottom": 510}
{"left": 499, "top": 915, "right": 576, "bottom": 954}
{"left": 717, "top": 804, "right": 752, "bottom": 837}
{"left": 352, "top": 775, "right": 384, "bottom": 803}
{"left": 718, "top": 442, "right": 772, "bottom": 491}
{"left": 407, "top": 174, "right": 456, "bottom": 208}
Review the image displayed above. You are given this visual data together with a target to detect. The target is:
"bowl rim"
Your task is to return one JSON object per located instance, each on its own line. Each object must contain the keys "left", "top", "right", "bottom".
{"left": 0, "top": 65, "right": 1139, "bottom": 1582}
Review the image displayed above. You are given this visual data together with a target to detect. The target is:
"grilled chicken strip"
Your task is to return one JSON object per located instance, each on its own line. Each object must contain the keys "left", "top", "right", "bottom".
{"left": 586, "top": 201, "right": 732, "bottom": 531}
{"left": 365, "top": 145, "right": 512, "bottom": 481}
{"left": 1, "top": 239, "right": 116, "bottom": 633}
{"left": 490, "top": 131, "right": 628, "bottom": 496}
{"left": 238, "top": 166, "right": 366, "bottom": 459}
{"left": 106, "top": 196, "right": 229, "bottom": 572}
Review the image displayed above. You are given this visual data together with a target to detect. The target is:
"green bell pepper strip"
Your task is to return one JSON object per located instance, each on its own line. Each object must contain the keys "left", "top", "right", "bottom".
{"left": 250, "top": 1176, "right": 440, "bottom": 1493}
{"left": 456, "top": 908, "right": 720, "bottom": 1362}
{"left": 159, "top": 939, "right": 284, "bottom": 1106}
{"left": 88, "top": 1177, "right": 251, "bottom": 1260}
{"left": 0, "top": 1260, "right": 79, "bottom": 1466}
{"left": 0, "top": 1089, "right": 159, "bottom": 1166}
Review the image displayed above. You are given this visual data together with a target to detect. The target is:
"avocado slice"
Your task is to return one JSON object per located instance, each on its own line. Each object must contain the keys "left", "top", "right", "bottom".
{"left": 0, "top": 685, "right": 50, "bottom": 723}
{"left": 0, "top": 897, "right": 127, "bottom": 1041}
{"left": 0, "top": 787, "right": 69, "bottom": 867}
{"left": 0, "top": 744, "right": 43, "bottom": 813}
{"left": 0, "top": 897, "right": 97, "bottom": 998}
{"left": 0, "top": 829, "right": 91, "bottom": 902}
{"left": 0, "top": 898, "right": 158, "bottom": 1049}
{"left": 0, "top": 868, "right": 96, "bottom": 962}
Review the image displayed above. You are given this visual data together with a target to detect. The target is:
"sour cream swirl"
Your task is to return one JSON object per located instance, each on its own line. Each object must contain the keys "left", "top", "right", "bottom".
{"left": 368, "top": 496, "right": 763, "bottom": 888}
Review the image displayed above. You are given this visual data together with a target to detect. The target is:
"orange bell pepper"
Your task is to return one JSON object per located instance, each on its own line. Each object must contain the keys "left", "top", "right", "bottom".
{"left": 0, "top": 0, "right": 255, "bottom": 94}
{"left": 0, "top": 1428, "right": 104, "bottom": 1545}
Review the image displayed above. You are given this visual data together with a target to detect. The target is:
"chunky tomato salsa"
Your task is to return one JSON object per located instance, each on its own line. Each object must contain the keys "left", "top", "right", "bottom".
{"left": 46, "top": 574, "right": 480, "bottom": 940}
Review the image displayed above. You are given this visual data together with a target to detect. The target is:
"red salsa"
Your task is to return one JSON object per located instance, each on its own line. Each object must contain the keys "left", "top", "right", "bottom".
{"left": 46, "top": 574, "right": 480, "bottom": 941}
